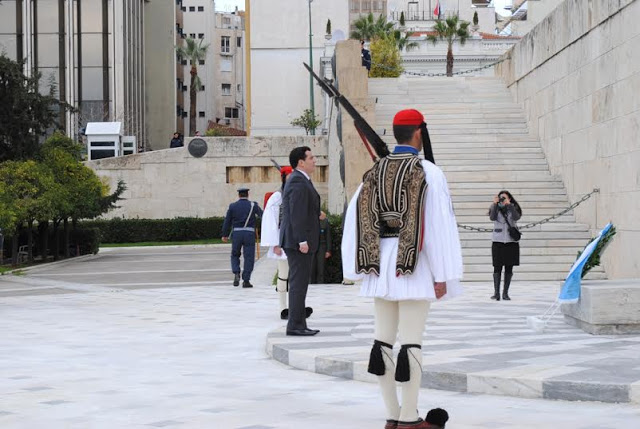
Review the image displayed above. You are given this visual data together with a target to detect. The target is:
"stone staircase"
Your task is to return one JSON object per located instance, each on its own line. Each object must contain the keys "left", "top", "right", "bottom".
{"left": 368, "top": 76, "right": 606, "bottom": 282}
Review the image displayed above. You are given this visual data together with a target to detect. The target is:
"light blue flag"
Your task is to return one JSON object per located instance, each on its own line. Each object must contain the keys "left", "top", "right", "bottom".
{"left": 558, "top": 223, "right": 612, "bottom": 303}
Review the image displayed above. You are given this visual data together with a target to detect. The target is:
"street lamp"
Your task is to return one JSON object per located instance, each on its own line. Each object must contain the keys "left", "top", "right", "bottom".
{"left": 307, "top": 0, "right": 315, "bottom": 135}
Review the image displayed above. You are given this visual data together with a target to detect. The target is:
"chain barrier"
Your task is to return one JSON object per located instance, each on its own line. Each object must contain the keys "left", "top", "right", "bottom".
{"left": 456, "top": 189, "right": 600, "bottom": 233}
{"left": 367, "top": 56, "right": 509, "bottom": 78}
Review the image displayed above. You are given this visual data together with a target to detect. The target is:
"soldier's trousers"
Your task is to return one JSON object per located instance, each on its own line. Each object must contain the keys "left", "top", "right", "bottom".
{"left": 231, "top": 230, "right": 255, "bottom": 281}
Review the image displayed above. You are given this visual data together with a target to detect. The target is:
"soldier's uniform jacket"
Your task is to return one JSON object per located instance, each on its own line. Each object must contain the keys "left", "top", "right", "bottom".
{"left": 222, "top": 199, "right": 264, "bottom": 236}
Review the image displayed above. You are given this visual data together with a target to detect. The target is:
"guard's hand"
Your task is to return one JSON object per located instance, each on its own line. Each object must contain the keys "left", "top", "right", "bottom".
{"left": 273, "top": 246, "right": 282, "bottom": 256}
{"left": 299, "top": 243, "right": 309, "bottom": 254}
{"left": 325, "top": 251, "right": 331, "bottom": 259}
{"left": 319, "top": 211, "right": 327, "bottom": 220}
{"left": 222, "top": 237, "right": 229, "bottom": 243}
{"left": 434, "top": 282, "right": 447, "bottom": 299}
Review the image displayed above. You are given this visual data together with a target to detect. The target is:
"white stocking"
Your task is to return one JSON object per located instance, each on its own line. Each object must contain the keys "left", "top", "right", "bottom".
{"left": 276, "top": 259, "right": 289, "bottom": 312}
{"left": 398, "top": 300, "right": 430, "bottom": 423}
{"left": 373, "top": 298, "right": 400, "bottom": 421}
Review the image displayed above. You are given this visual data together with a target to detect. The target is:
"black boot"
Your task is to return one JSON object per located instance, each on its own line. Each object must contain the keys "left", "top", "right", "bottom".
{"left": 503, "top": 272, "right": 513, "bottom": 300}
{"left": 491, "top": 272, "right": 501, "bottom": 301}
{"left": 233, "top": 273, "right": 240, "bottom": 287}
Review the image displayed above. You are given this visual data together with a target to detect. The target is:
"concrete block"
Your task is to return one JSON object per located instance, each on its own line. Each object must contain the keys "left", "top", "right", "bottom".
{"left": 561, "top": 279, "right": 640, "bottom": 334}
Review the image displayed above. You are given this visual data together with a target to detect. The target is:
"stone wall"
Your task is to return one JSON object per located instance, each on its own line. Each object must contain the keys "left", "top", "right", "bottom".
{"left": 86, "top": 137, "right": 328, "bottom": 219}
{"left": 496, "top": 0, "right": 640, "bottom": 279}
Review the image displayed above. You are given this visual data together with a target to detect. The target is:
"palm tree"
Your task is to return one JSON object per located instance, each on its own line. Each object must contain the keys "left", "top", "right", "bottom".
{"left": 427, "top": 15, "right": 471, "bottom": 77}
{"left": 175, "top": 38, "right": 209, "bottom": 136}
{"left": 394, "top": 30, "right": 419, "bottom": 52}
{"left": 351, "top": 12, "right": 395, "bottom": 41}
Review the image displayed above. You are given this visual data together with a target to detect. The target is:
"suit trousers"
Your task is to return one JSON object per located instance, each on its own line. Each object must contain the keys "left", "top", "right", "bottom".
{"left": 285, "top": 248, "right": 313, "bottom": 331}
{"left": 310, "top": 245, "right": 327, "bottom": 284}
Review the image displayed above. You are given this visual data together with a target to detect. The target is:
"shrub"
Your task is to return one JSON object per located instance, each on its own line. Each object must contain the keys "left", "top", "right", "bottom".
{"left": 80, "top": 217, "right": 226, "bottom": 243}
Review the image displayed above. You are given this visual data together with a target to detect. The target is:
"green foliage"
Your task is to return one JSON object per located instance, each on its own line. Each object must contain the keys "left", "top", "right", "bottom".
{"left": 70, "top": 227, "right": 101, "bottom": 255}
{"left": 205, "top": 128, "right": 225, "bottom": 137}
{"left": 40, "top": 131, "right": 84, "bottom": 161}
{"left": 80, "top": 217, "right": 226, "bottom": 244}
{"left": 290, "top": 109, "right": 322, "bottom": 135}
{"left": 400, "top": 11, "right": 406, "bottom": 27}
{"left": 0, "top": 160, "right": 56, "bottom": 225}
{"left": 350, "top": 12, "right": 395, "bottom": 41}
{"left": 326, "top": 19, "right": 332, "bottom": 35}
{"left": 324, "top": 214, "right": 344, "bottom": 284}
{"left": 473, "top": 11, "right": 479, "bottom": 26}
{"left": 0, "top": 54, "right": 72, "bottom": 162}
{"left": 175, "top": 38, "right": 210, "bottom": 136}
{"left": 393, "top": 30, "right": 419, "bottom": 52}
{"left": 370, "top": 35, "right": 404, "bottom": 78}
{"left": 577, "top": 225, "right": 617, "bottom": 278}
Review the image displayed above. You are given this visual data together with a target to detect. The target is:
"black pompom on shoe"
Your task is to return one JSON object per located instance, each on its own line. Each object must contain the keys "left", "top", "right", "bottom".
{"left": 305, "top": 307, "right": 313, "bottom": 318}
{"left": 280, "top": 309, "right": 289, "bottom": 320}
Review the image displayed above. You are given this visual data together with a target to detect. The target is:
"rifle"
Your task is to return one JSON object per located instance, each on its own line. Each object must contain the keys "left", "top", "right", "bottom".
{"left": 303, "top": 62, "right": 389, "bottom": 161}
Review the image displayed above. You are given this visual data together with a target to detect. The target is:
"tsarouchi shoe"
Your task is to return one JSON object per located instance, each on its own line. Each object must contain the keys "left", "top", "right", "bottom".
{"left": 384, "top": 419, "right": 398, "bottom": 429}
{"left": 397, "top": 419, "right": 433, "bottom": 429}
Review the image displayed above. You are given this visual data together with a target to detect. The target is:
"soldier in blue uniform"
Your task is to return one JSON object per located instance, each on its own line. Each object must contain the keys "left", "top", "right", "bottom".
{"left": 221, "top": 188, "right": 264, "bottom": 288}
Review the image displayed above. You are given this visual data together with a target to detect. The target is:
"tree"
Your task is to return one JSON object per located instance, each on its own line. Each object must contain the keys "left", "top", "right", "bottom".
{"left": 400, "top": 11, "right": 406, "bottom": 27}
{"left": 290, "top": 109, "right": 322, "bottom": 135}
{"left": 0, "top": 160, "right": 56, "bottom": 264}
{"left": 393, "top": 30, "right": 419, "bottom": 52}
{"left": 0, "top": 54, "right": 71, "bottom": 162}
{"left": 473, "top": 11, "right": 479, "bottom": 27}
{"left": 326, "top": 19, "right": 332, "bottom": 36}
{"left": 369, "top": 35, "right": 403, "bottom": 78}
{"left": 175, "top": 38, "right": 210, "bottom": 137}
{"left": 427, "top": 15, "right": 471, "bottom": 77}
{"left": 350, "top": 12, "right": 395, "bottom": 41}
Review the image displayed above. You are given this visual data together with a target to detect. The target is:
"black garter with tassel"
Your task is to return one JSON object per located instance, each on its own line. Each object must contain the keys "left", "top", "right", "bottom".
{"left": 395, "top": 344, "right": 422, "bottom": 382}
{"left": 367, "top": 340, "right": 393, "bottom": 376}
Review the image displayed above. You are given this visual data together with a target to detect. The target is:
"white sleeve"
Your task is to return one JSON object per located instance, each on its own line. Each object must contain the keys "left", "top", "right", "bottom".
{"left": 423, "top": 162, "right": 463, "bottom": 283}
{"left": 260, "top": 192, "right": 281, "bottom": 247}
{"left": 341, "top": 183, "right": 365, "bottom": 281}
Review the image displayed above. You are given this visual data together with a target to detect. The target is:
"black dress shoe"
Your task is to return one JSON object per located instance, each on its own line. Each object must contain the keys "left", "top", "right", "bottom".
{"left": 286, "top": 328, "right": 320, "bottom": 336}
{"left": 242, "top": 281, "right": 253, "bottom": 288}
{"left": 280, "top": 309, "right": 289, "bottom": 320}
{"left": 305, "top": 307, "right": 313, "bottom": 318}
{"left": 233, "top": 273, "right": 240, "bottom": 287}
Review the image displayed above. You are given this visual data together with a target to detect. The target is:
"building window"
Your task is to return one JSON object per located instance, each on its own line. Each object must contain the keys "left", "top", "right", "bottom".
{"left": 181, "top": 6, "right": 186, "bottom": 12}
{"left": 221, "top": 36, "right": 230, "bottom": 53}
{"left": 222, "top": 84, "right": 231, "bottom": 95}
{"left": 350, "top": 0, "right": 360, "bottom": 12}
{"left": 225, "top": 107, "right": 239, "bottom": 118}
{"left": 181, "top": 59, "right": 187, "bottom": 65}
{"left": 182, "top": 85, "right": 187, "bottom": 92}
{"left": 198, "top": 6, "right": 204, "bottom": 11}
{"left": 201, "top": 85, "right": 205, "bottom": 90}
{"left": 199, "top": 111, "right": 205, "bottom": 118}
{"left": 199, "top": 59, "right": 205, "bottom": 65}
{"left": 182, "top": 112, "right": 188, "bottom": 118}
{"left": 362, "top": 1, "right": 371, "bottom": 12}
{"left": 198, "top": 33, "right": 205, "bottom": 39}
{"left": 223, "top": 17, "right": 231, "bottom": 26}
{"left": 373, "top": 1, "right": 382, "bottom": 12}
{"left": 237, "top": 37, "right": 242, "bottom": 47}
{"left": 189, "top": 33, "right": 196, "bottom": 39}
{"left": 237, "top": 84, "right": 241, "bottom": 92}
{"left": 189, "top": 6, "right": 195, "bottom": 12}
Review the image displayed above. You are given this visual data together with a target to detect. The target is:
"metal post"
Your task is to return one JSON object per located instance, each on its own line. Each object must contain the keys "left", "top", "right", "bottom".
{"left": 308, "top": 0, "right": 315, "bottom": 135}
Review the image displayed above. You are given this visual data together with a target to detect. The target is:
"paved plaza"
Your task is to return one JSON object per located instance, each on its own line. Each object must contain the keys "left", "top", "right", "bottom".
{"left": 1, "top": 246, "right": 639, "bottom": 428}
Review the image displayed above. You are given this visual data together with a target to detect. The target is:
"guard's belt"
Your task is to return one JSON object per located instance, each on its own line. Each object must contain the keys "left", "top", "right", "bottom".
{"left": 233, "top": 227, "right": 255, "bottom": 232}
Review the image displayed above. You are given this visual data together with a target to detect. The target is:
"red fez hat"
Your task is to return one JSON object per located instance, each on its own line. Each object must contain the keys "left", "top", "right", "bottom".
{"left": 280, "top": 166, "right": 293, "bottom": 175}
{"left": 392, "top": 109, "right": 424, "bottom": 126}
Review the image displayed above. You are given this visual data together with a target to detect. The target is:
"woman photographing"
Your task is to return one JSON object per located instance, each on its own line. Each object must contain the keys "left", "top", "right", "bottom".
{"left": 489, "top": 191, "right": 522, "bottom": 301}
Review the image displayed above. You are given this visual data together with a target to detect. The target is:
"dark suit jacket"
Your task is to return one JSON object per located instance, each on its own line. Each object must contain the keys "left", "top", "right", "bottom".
{"left": 279, "top": 169, "right": 321, "bottom": 253}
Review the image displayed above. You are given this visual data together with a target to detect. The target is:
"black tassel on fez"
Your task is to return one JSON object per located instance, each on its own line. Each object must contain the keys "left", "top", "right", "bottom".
{"left": 368, "top": 340, "right": 393, "bottom": 375}
{"left": 395, "top": 344, "right": 421, "bottom": 382}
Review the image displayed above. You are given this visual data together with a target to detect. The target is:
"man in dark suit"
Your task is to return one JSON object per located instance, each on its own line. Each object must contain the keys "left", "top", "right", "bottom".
{"left": 280, "top": 146, "right": 321, "bottom": 336}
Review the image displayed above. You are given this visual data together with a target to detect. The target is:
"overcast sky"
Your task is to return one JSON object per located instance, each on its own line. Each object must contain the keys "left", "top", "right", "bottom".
{"left": 216, "top": 0, "right": 245, "bottom": 12}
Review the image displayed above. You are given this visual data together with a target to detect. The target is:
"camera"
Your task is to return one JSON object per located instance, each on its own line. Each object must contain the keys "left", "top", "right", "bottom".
{"left": 499, "top": 196, "right": 506, "bottom": 203}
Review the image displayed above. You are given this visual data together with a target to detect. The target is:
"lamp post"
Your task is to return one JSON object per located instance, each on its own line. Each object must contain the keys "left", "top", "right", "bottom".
{"left": 307, "top": 0, "right": 315, "bottom": 135}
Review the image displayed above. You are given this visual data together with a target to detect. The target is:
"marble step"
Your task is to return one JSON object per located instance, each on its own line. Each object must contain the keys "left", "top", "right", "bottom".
{"left": 463, "top": 254, "right": 583, "bottom": 264}
{"left": 441, "top": 164, "right": 550, "bottom": 172}
{"left": 458, "top": 223, "right": 591, "bottom": 232}
{"left": 462, "top": 247, "right": 587, "bottom": 256}
{"left": 462, "top": 271, "right": 606, "bottom": 281}
{"left": 450, "top": 194, "right": 568, "bottom": 202}
{"left": 463, "top": 264, "right": 604, "bottom": 273}
{"left": 458, "top": 231, "right": 592, "bottom": 240}
{"left": 444, "top": 171, "right": 556, "bottom": 182}
{"left": 460, "top": 239, "right": 591, "bottom": 248}
{"left": 454, "top": 201, "right": 569, "bottom": 209}
{"left": 447, "top": 181, "right": 565, "bottom": 189}
{"left": 455, "top": 215, "right": 576, "bottom": 223}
